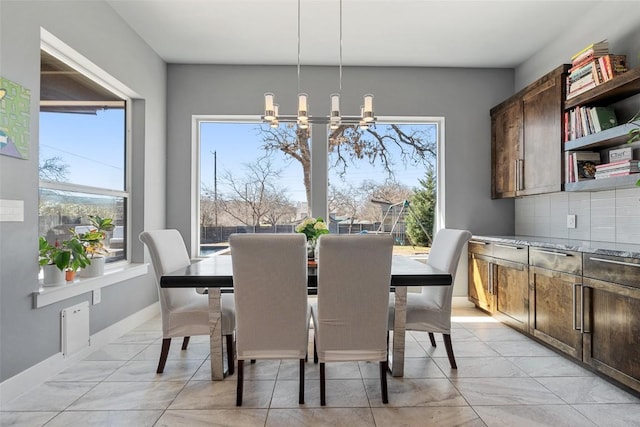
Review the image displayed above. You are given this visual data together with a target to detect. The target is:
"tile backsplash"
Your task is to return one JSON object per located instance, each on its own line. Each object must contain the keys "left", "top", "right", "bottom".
{"left": 515, "top": 186, "right": 640, "bottom": 244}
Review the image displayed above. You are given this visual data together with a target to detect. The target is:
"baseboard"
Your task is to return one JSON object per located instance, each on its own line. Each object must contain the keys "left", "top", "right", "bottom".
{"left": 452, "top": 296, "right": 475, "bottom": 308}
{"left": 0, "top": 302, "right": 159, "bottom": 406}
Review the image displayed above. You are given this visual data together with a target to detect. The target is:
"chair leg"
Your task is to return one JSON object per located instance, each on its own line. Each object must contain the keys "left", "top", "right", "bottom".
{"left": 157, "top": 338, "right": 171, "bottom": 374}
{"left": 182, "top": 336, "right": 190, "bottom": 350}
{"left": 379, "top": 360, "right": 389, "bottom": 404}
{"left": 443, "top": 333, "right": 457, "bottom": 369}
{"left": 236, "top": 359, "right": 244, "bottom": 406}
{"left": 299, "top": 358, "right": 305, "bottom": 404}
{"left": 428, "top": 332, "right": 436, "bottom": 347}
{"left": 320, "top": 362, "right": 326, "bottom": 406}
{"left": 313, "top": 337, "right": 318, "bottom": 364}
{"left": 226, "top": 334, "right": 234, "bottom": 376}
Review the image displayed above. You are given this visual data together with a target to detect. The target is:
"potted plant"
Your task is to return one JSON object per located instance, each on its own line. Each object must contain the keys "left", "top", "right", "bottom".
{"left": 75, "top": 215, "right": 115, "bottom": 277}
{"left": 62, "top": 236, "right": 91, "bottom": 282}
{"left": 295, "top": 217, "right": 329, "bottom": 259}
{"left": 39, "top": 237, "right": 69, "bottom": 286}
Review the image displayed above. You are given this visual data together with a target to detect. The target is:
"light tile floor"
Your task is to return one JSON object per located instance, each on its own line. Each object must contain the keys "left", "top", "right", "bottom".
{"left": 3, "top": 306, "right": 640, "bottom": 426}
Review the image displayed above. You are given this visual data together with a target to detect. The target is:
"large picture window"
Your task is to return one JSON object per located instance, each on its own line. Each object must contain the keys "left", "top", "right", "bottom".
{"left": 38, "top": 49, "right": 128, "bottom": 263}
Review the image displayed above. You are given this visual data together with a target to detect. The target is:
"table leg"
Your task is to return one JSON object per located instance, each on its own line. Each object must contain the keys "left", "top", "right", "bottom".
{"left": 391, "top": 286, "right": 407, "bottom": 377}
{"left": 208, "top": 288, "right": 224, "bottom": 380}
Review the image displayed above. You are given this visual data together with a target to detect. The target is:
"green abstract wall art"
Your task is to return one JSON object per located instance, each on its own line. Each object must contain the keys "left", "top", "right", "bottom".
{"left": 0, "top": 76, "right": 31, "bottom": 159}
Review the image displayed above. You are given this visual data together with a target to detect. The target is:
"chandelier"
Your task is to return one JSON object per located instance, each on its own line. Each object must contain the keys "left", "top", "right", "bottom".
{"left": 262, "top": 0, "right": 375, "bottom": 131}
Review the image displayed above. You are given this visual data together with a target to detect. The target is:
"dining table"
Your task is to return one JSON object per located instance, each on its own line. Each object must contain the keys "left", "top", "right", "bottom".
{"left": 160, "top": 254, "right": 452, "bottom": 380}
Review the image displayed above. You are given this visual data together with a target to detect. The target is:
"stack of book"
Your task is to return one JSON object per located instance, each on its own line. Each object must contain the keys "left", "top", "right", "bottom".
{"left": 566, "top": 151, "right": 601, "bottom": 182}
{"left": 595, "top": 159, "right": 640, "bottom": 179}
{"left": 564, "top": 105, "right": 618, "bottom": 141}
{"left": 566, "top": 40, "right": 628, "bottom": 100}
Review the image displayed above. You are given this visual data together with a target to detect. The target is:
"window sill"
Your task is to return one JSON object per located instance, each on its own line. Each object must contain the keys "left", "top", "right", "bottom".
{"left": 33, "top": 263, "right": 148, "bottom": 308}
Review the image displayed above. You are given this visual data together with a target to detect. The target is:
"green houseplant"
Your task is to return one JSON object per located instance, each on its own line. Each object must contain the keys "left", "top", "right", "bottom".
{"left": 62, "top": 235, "right": 91, "bottom": 282}
{"left": 39, "top": 237, "right": 69, "bottom": 286}
{"left": 74, "top": 215, "right": 115, "bottom": 277}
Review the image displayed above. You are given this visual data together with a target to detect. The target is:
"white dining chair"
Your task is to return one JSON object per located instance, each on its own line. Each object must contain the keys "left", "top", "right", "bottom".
{"left": 139, "top": 229, "right": 236, "bottom": 374}
{"left": 229, "top": 233, "right": 310, "bottom": 406}
{"left": 312, "top": 234, "right": 394, "bottom": 405}
{"left": 388, "top": 228, "right": 472, "bottom": 369}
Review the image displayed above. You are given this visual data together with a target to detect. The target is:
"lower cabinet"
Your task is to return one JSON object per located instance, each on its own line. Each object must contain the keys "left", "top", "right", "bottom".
{"left": 469, "top": 240, "right": 640, "bottom": 394}
{"left": 582, "top": 254, "right": 640, "bottom": 392}
{"left": 529, "top": 266, "right": 583, "bottom": 359}
{"left": 493, "top": 258, "right": 528, "bottom": 332}
{"left": 468, "top": 241, "right": 528, "bottom": 332}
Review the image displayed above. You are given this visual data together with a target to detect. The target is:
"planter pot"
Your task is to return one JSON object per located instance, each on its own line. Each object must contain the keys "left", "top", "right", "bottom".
{"left": 43, "top": 264, "right": 65, "bottom": 286}
{"left": 65, "top": 269, "right": 77, "bottom": 282}
{"left": 81, "top": 256, "right": 105, "bottom": 277}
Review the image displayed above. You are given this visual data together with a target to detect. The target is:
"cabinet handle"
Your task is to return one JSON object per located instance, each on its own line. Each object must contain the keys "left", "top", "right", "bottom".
{"left": 469, "top": 240, "right": 490, "bottom": 245}
{"left": 518, "top": 159, "right": 525, "bottom": 191}
{"left": 588, "top": 257, "right": 640, "bottom": 268}
{"left": 495, "top": 244, "right": 524, "bottom": 250}
{"left": 572, "top": 283, "right": 581, "bottom": 331}
{"left": 532, "top": 249, "right": 569, "bottom": 257}
{"left": 514, "top": 159, "right": 519, "bottom": 193}
{"left": 581, "top": 285, "right": 588, "bottom": 334}
{"left": 488, "top": 262, "right": 493, "bottom": 295}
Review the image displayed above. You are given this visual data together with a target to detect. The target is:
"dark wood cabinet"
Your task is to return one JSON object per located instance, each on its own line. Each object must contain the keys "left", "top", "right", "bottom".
{"left": 529, "top": 267, "right": 583, "bottom": 359}
{"left": 469, "top": 239, "right": 640, "bottom": 394}
{"left": 582, "top": 254, "right": 640, "bottom": 392}
{"left": 491, "top": 99, "right": 521, "bottom": 198}
{"left": 491, "top": 65, "right": 569, "bottom": 199}
{"left": 468, "top": 240, "right": 529, "bottom": 332}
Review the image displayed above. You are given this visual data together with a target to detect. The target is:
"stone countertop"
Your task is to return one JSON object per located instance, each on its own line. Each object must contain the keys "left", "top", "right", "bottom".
{"left": 471, "top": 235, "right": 640, "bottom": 260}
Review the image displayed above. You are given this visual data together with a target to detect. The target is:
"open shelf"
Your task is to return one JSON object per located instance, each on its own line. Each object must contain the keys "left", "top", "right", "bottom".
{"left": 564, "top": 173, "right": 640, "bottom": 192}
{"left": 564, "top": 67, "right": 640, "bottom": 110}
{"left": 564, "top": 121, "right": 640, "bottom": 151}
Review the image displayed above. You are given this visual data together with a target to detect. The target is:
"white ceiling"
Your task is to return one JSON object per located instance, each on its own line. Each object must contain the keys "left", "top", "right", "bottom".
{"left": 107, "top": 0, "right": 609, "bottom": 68}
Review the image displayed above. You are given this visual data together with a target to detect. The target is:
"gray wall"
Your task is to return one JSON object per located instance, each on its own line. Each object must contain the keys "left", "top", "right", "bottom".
{"left": 166, "top": 64, "right": 517, "bottom": 250}
{"left": 0, "top": 0, "right": 166, "bottom": 381}
{"left": 516, "top": 3, "right": 640, "bottom": 90}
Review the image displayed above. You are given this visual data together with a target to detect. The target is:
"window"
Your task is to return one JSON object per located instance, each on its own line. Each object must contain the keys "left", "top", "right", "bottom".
{"left": 39, "top": 49, "right": 128, "bottom": 263}
{"left": 196, "top": 117, "right": 441, "bottom": 255}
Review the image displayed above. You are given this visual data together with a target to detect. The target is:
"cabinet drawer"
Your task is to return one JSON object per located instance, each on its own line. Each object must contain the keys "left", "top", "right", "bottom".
{"left": 529, "top": 248, "right": 582, "bottom": 275}
{"left": 469, "top": 240, "right": 492, "bottom": 256}
{"left": 583, "top": 254, "right": 640, "bottom": 289}
{"left": 492, "top": 243, "right": 528, "bottom": 264}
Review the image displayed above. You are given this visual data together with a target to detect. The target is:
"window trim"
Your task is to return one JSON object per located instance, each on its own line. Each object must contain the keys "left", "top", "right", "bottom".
{"left": 192, "top": 115, "right": 445, "bottom": 252}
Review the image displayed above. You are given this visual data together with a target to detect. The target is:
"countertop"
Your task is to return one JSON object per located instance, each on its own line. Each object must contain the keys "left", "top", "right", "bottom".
{"left": 471, "top": 235, "right": 640, "bottom": 260}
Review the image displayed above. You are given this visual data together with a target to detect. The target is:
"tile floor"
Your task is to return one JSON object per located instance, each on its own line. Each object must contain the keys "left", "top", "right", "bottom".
{"left": 2, "top": 305, "right": 640, "bottom": 426}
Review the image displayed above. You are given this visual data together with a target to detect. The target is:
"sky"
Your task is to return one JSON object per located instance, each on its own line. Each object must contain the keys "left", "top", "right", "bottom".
{"left": 38, "top": 111, "right": 436, "bottom": 202}
{"left": 39, "top": 110, "right": 125, "bottom": 190}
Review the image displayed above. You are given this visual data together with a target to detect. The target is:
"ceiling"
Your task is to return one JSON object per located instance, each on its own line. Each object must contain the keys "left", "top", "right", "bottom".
{"left": 106, "top": 0, "right": 611, "bottom": 68}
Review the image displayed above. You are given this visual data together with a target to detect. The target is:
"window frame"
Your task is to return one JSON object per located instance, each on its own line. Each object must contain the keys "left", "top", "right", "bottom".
{"left": 39, "top": 29, "right": 133, "bottom": 268}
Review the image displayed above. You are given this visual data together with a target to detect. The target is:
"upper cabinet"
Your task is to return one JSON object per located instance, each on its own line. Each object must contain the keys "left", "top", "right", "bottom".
{"left": 491, "top": 65, "right": 569, "bottom": 199}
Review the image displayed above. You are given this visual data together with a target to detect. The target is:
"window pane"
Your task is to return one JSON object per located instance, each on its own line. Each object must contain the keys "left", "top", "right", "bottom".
{"left": 328, "top": 123, "right": 437, "bottom": 248}
{"left": 199, "top": 121, "right": 308, "bottom": 256}
{"left": 39, "top": 189, "right": 126, "bottom": 263}
{"left": 39, "top": 109, "right": 125, "bottom": 191}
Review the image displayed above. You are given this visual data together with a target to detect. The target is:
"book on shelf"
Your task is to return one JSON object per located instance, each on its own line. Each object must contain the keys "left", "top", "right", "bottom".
{"left": 609, "top": 147, "right": 632, "bottom": 163}
{"left": 564, "top": 106, "right": 617, "bottom": 140}
{"left": 566, "top": 80, "right": 598, "bottom": 99}
{"left": 572, "top": 151, "right": 601, "bottom": 181}
{"left": 571, "top": 39, "right": 609, "bottom": 66}
{"left": 596, "top": 159, "right": 640, "bottom": 172}
{"left": 595, "top": 170, "right": 640, "bottom": 179}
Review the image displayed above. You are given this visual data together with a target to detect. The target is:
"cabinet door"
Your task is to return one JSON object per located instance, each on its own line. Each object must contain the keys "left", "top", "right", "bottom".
{"left": 468, "top": 252, "right": 492, "bottom": 312}
{"left": 583, "top": 277, "right": 640, "bottom": 392}
{"left": 529, "top": 266, "right": 583, "bottom": 359}
{"left": 520, "top": 69, "right": 564, "bottom": 196}
{"left": 493, "top": 259, "right": 528, "bottom": 332}
{"left": 491, "top": 99, "right": 522, "bottom": 199}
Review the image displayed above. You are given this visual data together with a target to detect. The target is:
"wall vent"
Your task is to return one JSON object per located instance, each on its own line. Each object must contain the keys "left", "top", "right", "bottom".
{"left": 61, "top": 301, "right": 90, "bottom": 357}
